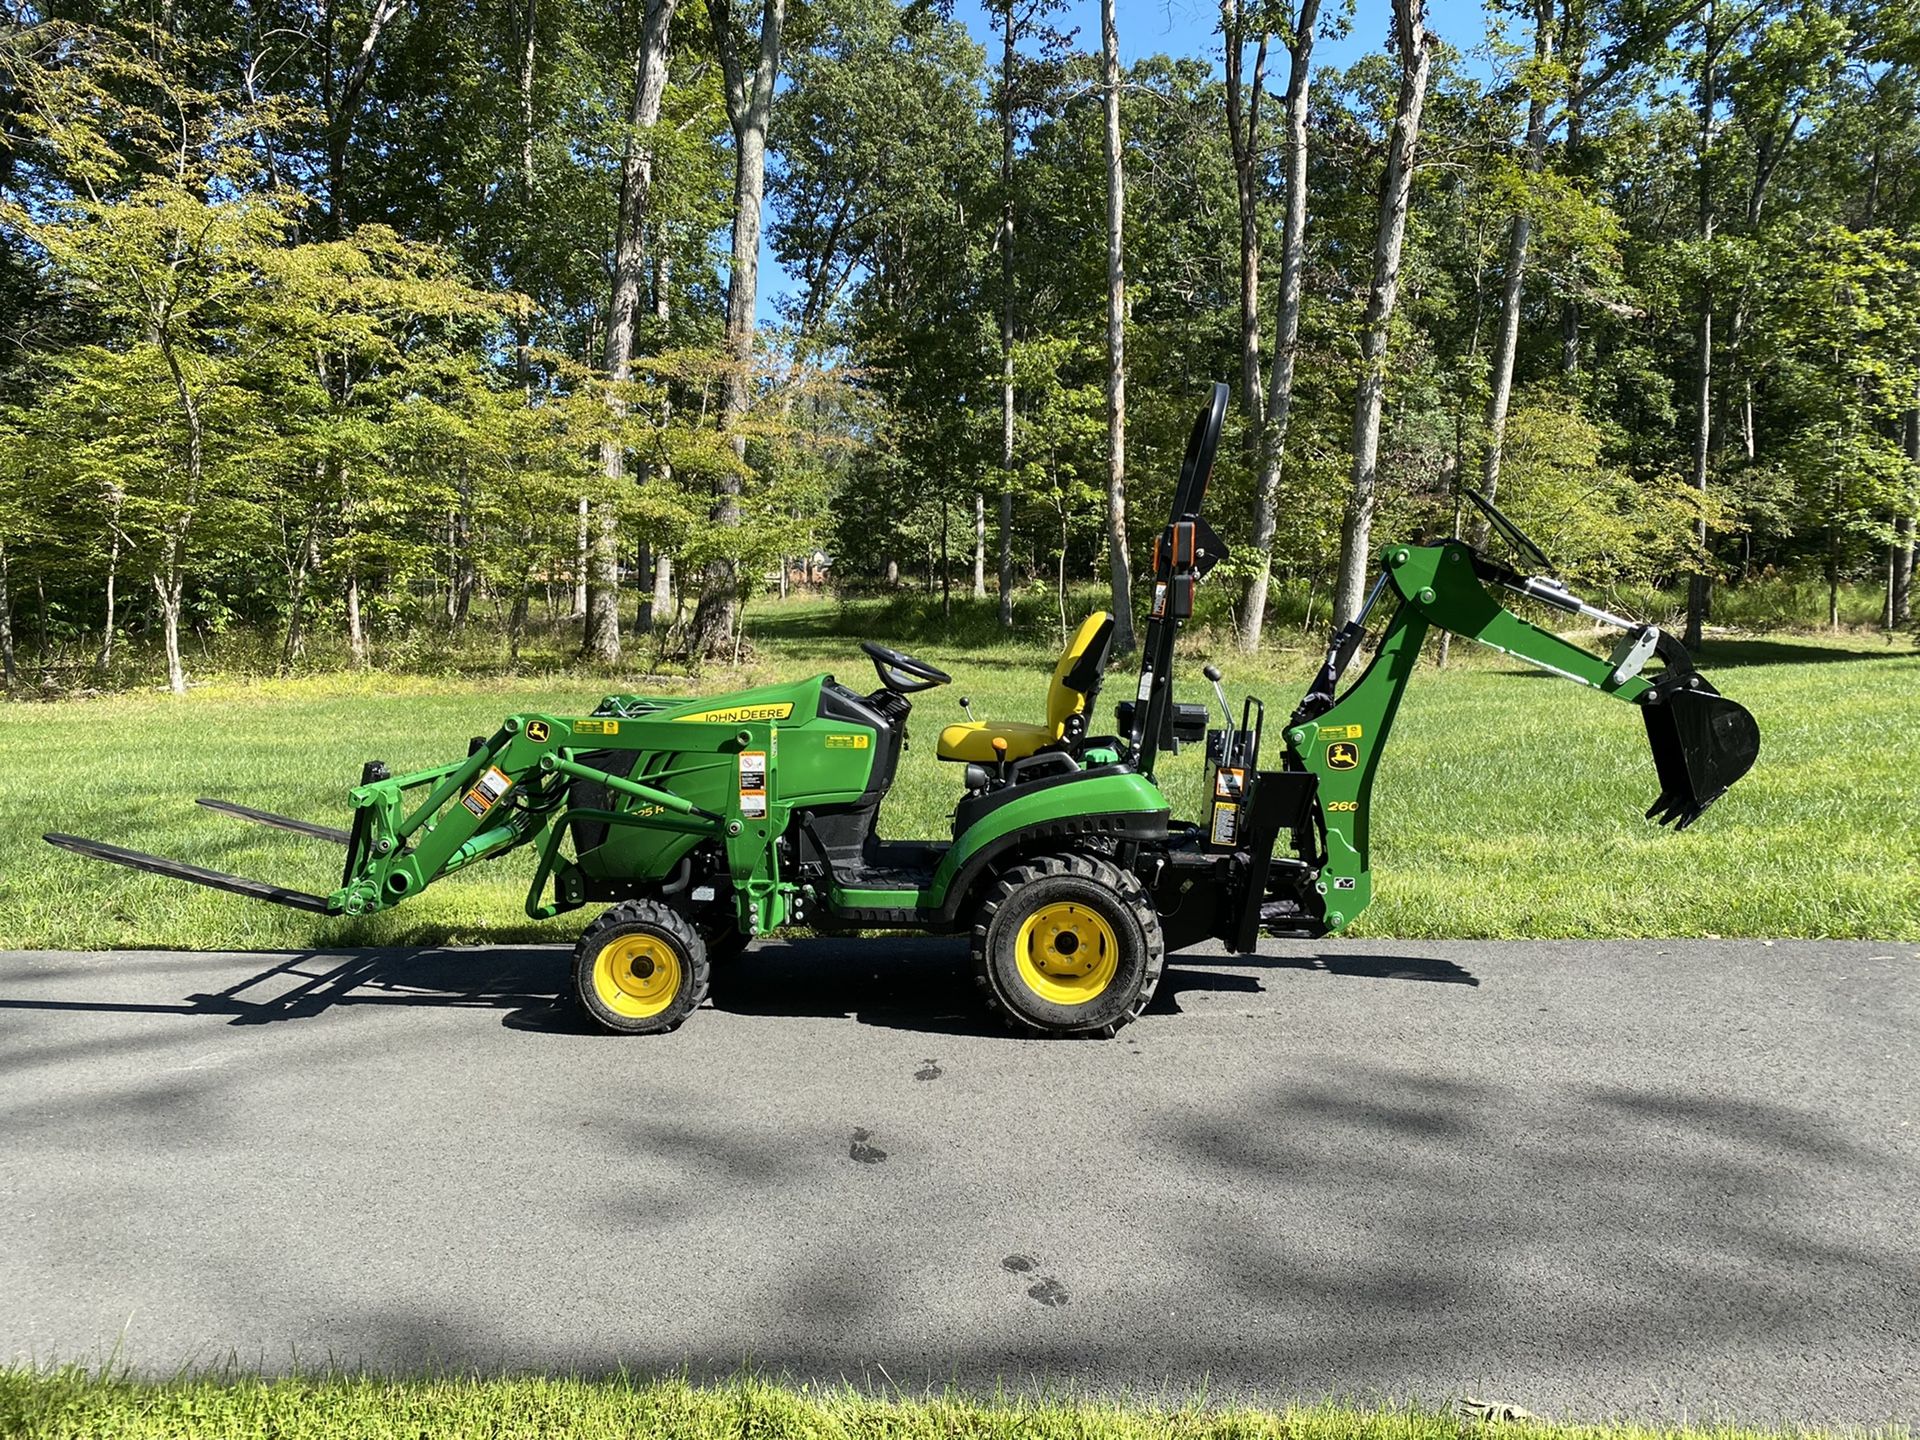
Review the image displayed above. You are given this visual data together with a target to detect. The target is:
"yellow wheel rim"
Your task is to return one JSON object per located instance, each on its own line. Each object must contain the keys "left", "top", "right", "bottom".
{"left": 592, "top": 933, "right": 682, "bottom": 1019}
{"left": 1013, "top": 900, "right": 1119, "bottom": 1006}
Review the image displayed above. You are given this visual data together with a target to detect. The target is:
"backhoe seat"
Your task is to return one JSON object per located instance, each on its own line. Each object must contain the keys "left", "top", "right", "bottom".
{"left": 936, "top": 611, "right": 1115, "bottom": 763}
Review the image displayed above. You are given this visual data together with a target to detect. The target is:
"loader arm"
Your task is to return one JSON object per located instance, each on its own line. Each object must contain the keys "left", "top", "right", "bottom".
{"left": 330, "top": 712, "right": 788, "bottom": 933}
{"left": 1278, "top": 541, "right": 1759, "bottom": 932}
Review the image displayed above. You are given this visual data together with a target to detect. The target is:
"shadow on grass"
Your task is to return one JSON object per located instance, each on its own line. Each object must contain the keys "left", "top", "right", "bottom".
{"left": 1494, "top": 633, "right": 1912, "bottom": 680}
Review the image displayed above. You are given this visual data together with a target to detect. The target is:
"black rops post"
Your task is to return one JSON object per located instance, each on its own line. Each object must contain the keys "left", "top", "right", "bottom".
{"left": 1127, "top": 381, "right": 1230, "bottom": 780}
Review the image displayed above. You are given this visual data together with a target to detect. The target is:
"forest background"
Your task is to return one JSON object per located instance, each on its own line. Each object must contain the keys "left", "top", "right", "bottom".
{"left": 1, "top": 0, "right": 1916, "bottom": 694}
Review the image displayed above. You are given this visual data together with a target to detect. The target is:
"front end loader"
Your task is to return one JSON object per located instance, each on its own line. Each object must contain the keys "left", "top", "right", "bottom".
{"left": 48, "top": 384, "right": 1760, "bottom": 1037}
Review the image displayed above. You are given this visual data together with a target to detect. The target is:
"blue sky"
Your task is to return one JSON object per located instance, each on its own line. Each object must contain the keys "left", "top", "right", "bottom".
{"left": 757, "top": 0, "right": 1501, "bottom": 319}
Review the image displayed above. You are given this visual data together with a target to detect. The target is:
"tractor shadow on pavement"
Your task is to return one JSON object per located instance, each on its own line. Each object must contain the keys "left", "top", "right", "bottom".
{"left": 0, "top": 939, "right": 1475, "bottom": 1035}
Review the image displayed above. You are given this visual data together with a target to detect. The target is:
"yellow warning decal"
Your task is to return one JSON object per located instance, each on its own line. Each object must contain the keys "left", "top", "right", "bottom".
{"left": 824, "top": 733, "right": 870, "bottom": 749}
{"left": 573, "top": 718, "right": 620, "bottom": 736}
{"left": 1318, "top": 723, "right": 1363, "bottom": 740}
{"left": 738, "top": 750, "right": 768, "bottom": 819}
{"left": 675, "top": 702, "right": 794, "bottom": 724}
{"left": 461, "top": 765, "right": 512, "bottom": 818}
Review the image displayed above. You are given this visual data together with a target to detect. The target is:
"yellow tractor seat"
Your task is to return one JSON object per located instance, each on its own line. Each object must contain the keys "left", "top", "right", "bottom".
{"left": 937, "top": 611, "right": 1116, "bottom": 764}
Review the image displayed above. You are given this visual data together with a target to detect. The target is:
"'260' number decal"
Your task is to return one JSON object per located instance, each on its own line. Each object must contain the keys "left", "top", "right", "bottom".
{"left": 1326, "top": 800, "right": 1359, "bottom": 812}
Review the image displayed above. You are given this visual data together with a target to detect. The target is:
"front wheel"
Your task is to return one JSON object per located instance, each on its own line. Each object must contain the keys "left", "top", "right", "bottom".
{"left": 971, "top": 854, "right": 1164, "bottom": 1037}
{"left": 574, "top": 900, "right": 710, "bottom": 1035}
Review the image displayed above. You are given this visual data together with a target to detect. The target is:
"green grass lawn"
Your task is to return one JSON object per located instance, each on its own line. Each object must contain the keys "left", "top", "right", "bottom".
{"left": 0, "top": 1371, "right": 1895, "bottom": 1440}
{"left": 2, "top": 601, "right": 1914, "bottom": 949}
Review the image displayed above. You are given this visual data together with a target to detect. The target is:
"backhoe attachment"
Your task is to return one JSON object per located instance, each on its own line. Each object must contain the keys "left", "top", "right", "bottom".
{"left": 1261, "top": 534, "right": 1761, "bottom": 933}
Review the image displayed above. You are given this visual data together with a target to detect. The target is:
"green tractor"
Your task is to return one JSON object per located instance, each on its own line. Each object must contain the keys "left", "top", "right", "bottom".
{"left": 49, "top": 385, "right": 1760, "bottom": 1037}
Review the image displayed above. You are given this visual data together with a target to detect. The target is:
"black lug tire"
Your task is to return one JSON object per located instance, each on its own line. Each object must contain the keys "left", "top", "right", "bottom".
{"left": 971, "top": 853, "right": 1165, "bottom": 1038}
{"left": 573, "top": 899, "right": 710, "bottom": 1035}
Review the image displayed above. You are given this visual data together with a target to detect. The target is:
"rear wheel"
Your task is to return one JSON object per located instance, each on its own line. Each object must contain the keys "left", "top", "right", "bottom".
{"left": 574, "top": 900, "right": 709, "bottom": 1035}
{"left": 971, "top": 854, "right": 1164, "bottom": 1037}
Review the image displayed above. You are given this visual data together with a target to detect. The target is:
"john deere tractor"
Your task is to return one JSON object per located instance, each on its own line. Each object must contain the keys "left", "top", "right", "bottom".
{"left": 50, "top": 385, "right": 1760, "bottom": 1037}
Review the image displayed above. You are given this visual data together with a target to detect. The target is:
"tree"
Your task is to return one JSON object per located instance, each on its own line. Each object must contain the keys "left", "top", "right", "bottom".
{"left": 585, "top": 0, "right": 682, "bottom": 663}
{"left": 1099, "top": 0, "right": 1133, "bottom": 652}
{"left": 1332, "top": 0, "right": 1437, "bottom": 627}
{"left": 686, "top": 0, "right": 787, "bottom": 658}
{"left": 1238, "top": 0, "right": 1323, "bottom": 651}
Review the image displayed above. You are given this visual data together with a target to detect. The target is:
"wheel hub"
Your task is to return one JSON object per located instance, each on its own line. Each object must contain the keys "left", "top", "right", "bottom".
{"left": 1014, "top": 901, "right": 1120, "bottom": 1005}
{"left": 592, "top": 934, "right": 681, "bottom": 1018}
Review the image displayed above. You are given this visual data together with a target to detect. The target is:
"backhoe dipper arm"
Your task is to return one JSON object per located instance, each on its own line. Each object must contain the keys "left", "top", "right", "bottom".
{"left": 1278, "top": 541, "right": 1759, "bottom": 932}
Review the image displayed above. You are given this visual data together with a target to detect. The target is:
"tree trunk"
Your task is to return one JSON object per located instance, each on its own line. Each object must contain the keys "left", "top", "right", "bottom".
{"left": 1476, "top": 0, "right": 1553, "bottom": 536}
{"left": 1222, "top": 0, "right": 1267, "bottom": 433}
{"left": 154, "top": 558, "right": 186, "bottom": 696}
{"left": 940, "top": 498, "right": 952, "bottom": 618}
{"left": 637, "top": 256, "right": 675, "bottom": 636}
{"left": 345, "top": 569, "right": 368, "bottom": 668}
{"left": 0, "top": 540, "right": 16, "bottom": 691}
{"left": 1895, "top": 402, "right": 1917, "bottom": 624}
{"left": 518, "top": 0, "right": 537, "bottom": 196}
{"left": 1239, "top": 0, "right": 1319, "bottom": 652}
{"left": 584, "top": 501, "right": 622, "bottom": 659}
{"left": 1684, "top": 0, "right": 1718, "bottom": 651}
{"left": 1332, "top": 0, "right": 1434, "bottom": 627}
{"left": 155, "top": 341, "right": 203, "bottom": 696}
{"left": 283, "top": 518, "right": 321, "bottom": 666}
{"left": 1558, "top": 0, "right": 1587, "bottom": 377}
{"left": 973, "top": 492, "right": 987, "bottom": 599}
{"left": 688, "top": 0, "right": 785, "bottom": 659}
{"left": 96, "top": 499, "right": 122, "bottom": 676}
{"left": 1101, "top": 0, "right": 1134, "bottom": 653}
{"left": 322, "top": 0, "right": 403, "bottom": 239}
{"left": 587, "top": 0, "right": 680, "bottom": 664}
{"left": 572, "top": 497, "right": 589, "bottom": 618}
{"left": 995, "top": 0, "right": 1017, "bottom": 630}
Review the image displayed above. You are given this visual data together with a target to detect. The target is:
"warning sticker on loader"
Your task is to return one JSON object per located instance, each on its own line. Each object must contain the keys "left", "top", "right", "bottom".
{"left": 1210, "top": 802, "right": 1239, "bottom": 846}
{"left": 574, "top": 718, "right": 619, "bottom": 736}
{"left": 738, "top": 750, "right": 768, "bottom": 819}
{"left": 1214, "top": 766, "right": 1246, "bottom": 801}
{"left": 1326, "top": 741, "right": 1360, "bottom": 770}
{"left": 1318, "top": 723, "right": 1363, "bottom": 740}
{"left": 461, "top": 766, "right": 512, "bottom": 817}
{"left": 824, "top": 733, "right": 870, "bottom": 749}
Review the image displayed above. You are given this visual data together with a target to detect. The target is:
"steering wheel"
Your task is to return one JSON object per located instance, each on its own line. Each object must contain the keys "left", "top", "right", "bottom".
{"left": 860, "top": 640, "right": 952, "bottom": 694}
{"left": 1170, "top": 380, "right": 1230, "bottom": 520}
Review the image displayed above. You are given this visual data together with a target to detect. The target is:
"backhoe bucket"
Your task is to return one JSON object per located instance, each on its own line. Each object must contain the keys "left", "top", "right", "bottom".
{"left": 1641, "top": 682, "right": 1760, "bottom": 830}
